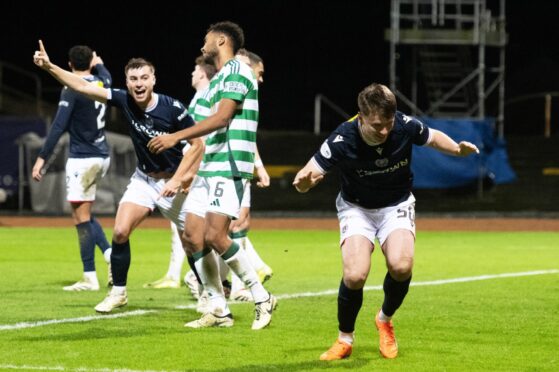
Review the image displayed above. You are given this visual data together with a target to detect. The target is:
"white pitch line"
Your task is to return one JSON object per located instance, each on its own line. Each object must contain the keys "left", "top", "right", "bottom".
{"left": 0, "top": 309, "right": 156, "bottom": 332}
{"left": 1, "top": 270, "right": 557, "bottom": 331}
{"left": 177, "top": 269, "right": 559, "bottom": 306}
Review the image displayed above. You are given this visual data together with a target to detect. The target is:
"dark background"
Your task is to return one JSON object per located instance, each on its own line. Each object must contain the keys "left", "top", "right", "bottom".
{"left": 2, "top": 1, "right": 559, "bottom": 135}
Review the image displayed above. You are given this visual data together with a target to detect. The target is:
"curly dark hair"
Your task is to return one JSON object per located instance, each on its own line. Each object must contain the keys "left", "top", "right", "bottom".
{"left": 207, "top": 21, "right": 245, "bottom": 54}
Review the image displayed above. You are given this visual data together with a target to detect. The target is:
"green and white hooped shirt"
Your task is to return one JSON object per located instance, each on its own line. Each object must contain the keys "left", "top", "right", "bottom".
{"left": 195, "top": 58, "right": 258, "bottom": 180}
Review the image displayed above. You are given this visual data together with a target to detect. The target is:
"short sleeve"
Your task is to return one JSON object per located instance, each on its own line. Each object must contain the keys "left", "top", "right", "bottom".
{"left": 402, "top": 114, "right": 431, "bottom": 146}
{"left": 222, "top": 73, "right": 252, "bottom": 102}
{"left": 107, "top": 88, "right": 127, "bottom": 109}
{"left": 173, "top": 100, "right": 195, "bottom": 131}
{"left": 312, "top": 129, "right": 345, "bottom": 173}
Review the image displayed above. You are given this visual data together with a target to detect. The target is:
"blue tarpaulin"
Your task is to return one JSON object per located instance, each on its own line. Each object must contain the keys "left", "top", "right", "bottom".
{"left": 412, "top": 117, "right": 516, "bottom": 189}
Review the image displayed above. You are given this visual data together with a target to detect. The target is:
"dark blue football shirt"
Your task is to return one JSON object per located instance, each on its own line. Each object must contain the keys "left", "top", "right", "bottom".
{"left": 107, "top": 89, "right": 194, "bottom": 174}
{"left": 313, "top": 112, "right": 431, "bottom": 208}
{"left": 39, "top": 64, "right": 112, "bottom": 160}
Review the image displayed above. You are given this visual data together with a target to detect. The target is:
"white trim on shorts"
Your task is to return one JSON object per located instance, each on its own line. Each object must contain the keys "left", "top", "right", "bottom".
{"left": 336, "top": 193, "right": 416, "bottom": 247}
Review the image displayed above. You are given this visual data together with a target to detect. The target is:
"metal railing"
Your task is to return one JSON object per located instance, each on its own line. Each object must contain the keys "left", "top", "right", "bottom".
{"left": 505, "top": 92, "right": 559, "bottom": 138}
{"left": 313, "top": 94, "right": 350, "bottom": 135}
{"left": 0, "top": 60, "right": 43, "bottom": 117}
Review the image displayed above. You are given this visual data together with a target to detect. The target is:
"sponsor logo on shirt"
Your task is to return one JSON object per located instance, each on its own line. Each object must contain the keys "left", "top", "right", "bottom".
{"left": 131, "top": 120, "right": 167, "bottom": 138}
{"left": 356, "top": 158, "right": 409, "bottom": 177}
{"left": 224, "top": 81, "right": 248, "bottom": 95}
{"left": 59, "top": 101, "right": 69, "bottom": 107}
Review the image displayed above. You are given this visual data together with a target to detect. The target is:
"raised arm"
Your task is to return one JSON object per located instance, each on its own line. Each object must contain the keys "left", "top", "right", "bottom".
{"left": 147, "top": 98, "right": 238, "bottom": 154}
{"left": 33, "top": 40, "right": 109, "bottom": 103}
{"left": 427, "top": 129, "right": 480, "bottom": 156}
{"left": 293, "top": 158, "right": 325, "bottom": 193}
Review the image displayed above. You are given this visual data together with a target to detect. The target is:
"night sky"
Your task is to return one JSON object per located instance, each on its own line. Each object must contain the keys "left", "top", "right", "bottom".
{"left": 2, "top": 1, "right": 559, "bottom": 134}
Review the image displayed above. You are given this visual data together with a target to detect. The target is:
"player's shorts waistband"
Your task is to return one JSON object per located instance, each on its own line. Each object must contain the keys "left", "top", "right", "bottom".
{"left": 135, "top": 168, "right": 174, "bottom": 181}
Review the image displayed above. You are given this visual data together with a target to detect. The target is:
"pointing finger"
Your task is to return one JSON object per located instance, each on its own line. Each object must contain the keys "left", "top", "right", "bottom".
{"left": 39, "top": 39, "right": 46, "bottom": 53}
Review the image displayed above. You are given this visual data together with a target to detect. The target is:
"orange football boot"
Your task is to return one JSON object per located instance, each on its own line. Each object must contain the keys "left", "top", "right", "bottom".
{"left": 319, "top": 339, "right": 353, "bottom": 361}
{"left": 375, "top": 311, "right": 398, "bottom": 358}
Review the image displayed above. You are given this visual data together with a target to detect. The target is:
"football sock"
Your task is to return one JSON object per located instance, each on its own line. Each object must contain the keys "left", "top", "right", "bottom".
{"left": 187, "top": 256, "right": 202, "bottom": 284}
{"left": 338, "top": 331, "right": 355, "bottom": 345}
{"left": 193, "top": 247, "right": 229, "bottom": 315}
{"left": 338, "top": 279, "right": 363, "bottom": 333}
{"left": 111, "top": 240, "right": 131, "bottom": 286}
{"left": 378, "top": 309, "right": 392, "bottom": 323}
{"left": 222, "top": 241, "right": 268, "bottom": 302}
{"left": 381, "top": 271, "right": 412, "bottom": 317}
{"left": 166, "top": 223, "right": 185, "bottom": 281}
{"left": 83, "top": 271, "right": 99, "bottom": 285}
{"left": 76, "top": 221, "right": 95, "bottom": 272}
{"left": 242, "top": 236, "right": 267, "bottom": 271}
{"left": 218, "top": 255, "right": 230, "bottom": 282}
{"left": 90, "top": 216, "right": 111, "bottom": 252}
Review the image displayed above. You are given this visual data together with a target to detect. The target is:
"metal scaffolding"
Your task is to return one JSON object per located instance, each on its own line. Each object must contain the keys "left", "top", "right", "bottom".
{"left": 386, "top": 0, "right": 507, "bottom": 138}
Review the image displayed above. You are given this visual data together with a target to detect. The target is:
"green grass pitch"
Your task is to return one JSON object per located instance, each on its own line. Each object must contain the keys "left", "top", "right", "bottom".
{"left": 0, "top": 227, "right": 558, "bottom": 371}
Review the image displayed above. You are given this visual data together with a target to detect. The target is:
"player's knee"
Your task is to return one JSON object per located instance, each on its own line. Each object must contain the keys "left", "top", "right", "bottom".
{"left": 343, "top": 269, "right": 368, "bottom": 288}
{"left": 112, "top": 225, "right": 131, "bottom": 243}
{"left": 203, "top": 230, "right": 221, "bottom": 250}
{"left": 388, "top": 259, "right": 413, "bottom": 281}
{"left": 181, "top": 230, "right": 202, "bottom": 252}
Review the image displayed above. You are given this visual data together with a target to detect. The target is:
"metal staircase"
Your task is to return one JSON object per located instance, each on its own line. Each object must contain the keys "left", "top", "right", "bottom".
{"left": 385, "top": 0, "right": 507, "bottom": 137}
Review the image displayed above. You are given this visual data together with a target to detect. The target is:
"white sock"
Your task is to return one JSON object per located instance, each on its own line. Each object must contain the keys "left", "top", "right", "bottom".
{"left": 103, "top": 248, "right": 112, "bottom": 264}
{"left": 231, "top": 273, "right": 244, "bottom": 293}
{"left": 378, "top": 309, "right": 392, "bottom": 323}
{"left": 166, "top": 223, "right": 185, "bottom": 281}
{"left": 235, "top": 237, "right": 266, "bottom": 270}
{"left": 194, "top": 250, "right": 230, "bottom": 315}
{"left": 83, "top": 271, "right": 99, "bottom": 285}
{"left": 111, "top": 285, "right": 126, "bottom": 295}
{"left": 338, "top": 331, "right": 354, "bottom": 345}
{"left": 223, "top": 246, "right": 268, "bottom": 303}
{"left": 217, "top": 257, "right": 230, "bottom": 282}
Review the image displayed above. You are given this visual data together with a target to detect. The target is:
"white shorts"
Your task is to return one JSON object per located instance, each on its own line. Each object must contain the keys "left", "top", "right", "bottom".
{"left": 186, "top": 175, "right": 248, "bottom": 219}
{"left": 119, "top": 169, "right": 188, "bottom": 230}
{"left": 336, "top": 193, "right": 416, "bottom": 246}
{"left": 65, "top": 157, "right": 110, "bottom": 202}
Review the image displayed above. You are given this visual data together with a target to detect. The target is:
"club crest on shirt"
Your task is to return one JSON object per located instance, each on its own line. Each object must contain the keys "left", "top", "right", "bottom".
{"left": 320, "top": 141, "right": 332, "bottom": 159}
{"left": 144, "top": 115, "right": 154, "bottom": 129}
{"left": 375, "top": 158, "right": 389, "bottom": 167}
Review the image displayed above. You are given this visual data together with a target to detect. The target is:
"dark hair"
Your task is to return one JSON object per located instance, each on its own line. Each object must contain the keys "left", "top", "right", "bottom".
{"left": 68, "top": 45, "right": 93, "bottom": 71}
{"left": 237, "top": 48, "right": 263, "bottom": 66}
{"left": 195, "top": 55, "right": 217, "bottom": 80}
{"left": 207, "top": 21, "right": 245, "bottom": 54}
{"left": 357, "top": 83, "right": 397, "bottom": 119}
{"left": 124, "top": 58, "right": 155, "bottom": 75}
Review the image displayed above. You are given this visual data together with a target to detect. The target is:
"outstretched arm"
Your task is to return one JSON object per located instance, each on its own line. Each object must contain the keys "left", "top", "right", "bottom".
{"left": 293, "top": 158, "right": 325, "bottom": 193}
{"left": 427, "top": 129, "right": 480, "bottom": 156}
{"left": 147, "top": 99, "right": 238, "bottom": 154}
{"left": 33, "top": 40, "right": 108, "bottom": 103}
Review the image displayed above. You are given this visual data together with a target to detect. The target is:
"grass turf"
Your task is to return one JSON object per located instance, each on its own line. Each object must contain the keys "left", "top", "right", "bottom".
{"left": 0, "top": 227, "right": 558, "bottom": 371}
